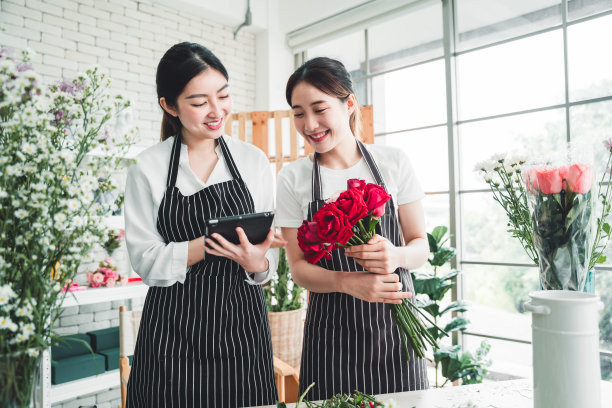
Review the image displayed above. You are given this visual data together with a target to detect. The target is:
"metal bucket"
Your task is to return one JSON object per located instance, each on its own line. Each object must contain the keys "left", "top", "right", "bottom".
{"left": 524, "top": 290, "right": 602, "bottom": 408}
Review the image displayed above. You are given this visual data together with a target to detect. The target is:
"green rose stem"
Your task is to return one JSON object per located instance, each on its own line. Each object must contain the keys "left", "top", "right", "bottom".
{"left": 590, "top": 150, "right": 612, "bottom": 269}
{"left": 391, "top": 298, "right": 447, "bottom": 361}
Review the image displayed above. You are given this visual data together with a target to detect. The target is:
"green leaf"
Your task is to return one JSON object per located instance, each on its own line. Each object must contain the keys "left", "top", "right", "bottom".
{"left": 427, "top": 233, "right": 438, "bottom": 253}
{"left": 440, "top": 270, "right": 460, "bottom": 282}
{"left": 431, "top": 225, "right": 448, "bottom": 243}
{"left": 439, "top": 300, "right": 470, "bottom": 316}
{"left": 444, "top": 317, "right": 470, "bottom": 333}
{"left": 430, "top": 247, "right": 456, "bottom": 267}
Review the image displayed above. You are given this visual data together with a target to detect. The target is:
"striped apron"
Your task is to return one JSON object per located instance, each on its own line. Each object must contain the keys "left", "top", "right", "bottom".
{"left": 298, "top": 140, "right": 429, "bottom": 400}
{"left": 127, "top": 135, "right": 277, "bottom": 407}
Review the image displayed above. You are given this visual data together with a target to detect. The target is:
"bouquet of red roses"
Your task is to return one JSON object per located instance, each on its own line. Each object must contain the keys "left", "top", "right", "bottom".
{"left": 297, "top": 179, "right": 443, "bottom": 361}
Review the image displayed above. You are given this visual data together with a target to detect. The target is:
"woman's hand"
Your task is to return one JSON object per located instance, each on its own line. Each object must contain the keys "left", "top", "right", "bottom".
{"left": 339, "top": 271, "right": 411, "bottom": 304}
{"left": 344, "top": 234, "right": 402, "bottom": 274}
{"left": 204, "top": 228, "right": 284, "bottom": 272}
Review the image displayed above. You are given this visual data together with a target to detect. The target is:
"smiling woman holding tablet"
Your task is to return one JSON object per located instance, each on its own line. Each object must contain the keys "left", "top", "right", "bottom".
{"left": 123, "top": 42, "right": 285, "bottom": 407}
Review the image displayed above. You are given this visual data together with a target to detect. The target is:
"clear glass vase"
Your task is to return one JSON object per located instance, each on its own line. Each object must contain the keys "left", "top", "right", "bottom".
{"left": 0, "top": 350, "right": 42, "bottom": 408}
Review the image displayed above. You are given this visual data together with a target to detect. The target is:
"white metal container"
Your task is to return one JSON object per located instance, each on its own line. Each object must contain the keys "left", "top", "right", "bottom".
{"left": 524, "top": 290, "right": 602, "bottom": 408}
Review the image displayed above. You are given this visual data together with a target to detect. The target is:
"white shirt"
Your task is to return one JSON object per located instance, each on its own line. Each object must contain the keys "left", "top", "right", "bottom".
{"left": 275, "top": 144, "right": 424, "bottom": 228}
{"left": 124, "top": 135, "right": 277, "bottom": 287}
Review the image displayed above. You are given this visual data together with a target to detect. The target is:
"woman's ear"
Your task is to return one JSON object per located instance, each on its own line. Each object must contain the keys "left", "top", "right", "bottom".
{"left": 159, "top": 97, "right": 178, "bottom": 117}
{"left": 346, "top": 94, "right": 357, "bottom": 116}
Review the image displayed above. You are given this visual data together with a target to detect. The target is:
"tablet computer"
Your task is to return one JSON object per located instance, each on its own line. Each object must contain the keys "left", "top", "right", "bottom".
{"left": 205, "top": 211, "right": 274, "bottom": 245}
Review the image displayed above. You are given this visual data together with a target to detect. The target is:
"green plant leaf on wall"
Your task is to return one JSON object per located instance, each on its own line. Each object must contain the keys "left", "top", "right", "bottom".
{"left": 439, "top": 300, "right": 470, "bottom": 316}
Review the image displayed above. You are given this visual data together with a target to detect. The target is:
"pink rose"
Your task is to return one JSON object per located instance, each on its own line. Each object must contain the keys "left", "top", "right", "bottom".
{"left": 565, "top": 164, "right": 594, "bottom": 194}
{"left": 535, "top": 167, "right": 563, "bottom": 194}
{"left": 104, "top": 258, "right": 115, "bottom": 266}
{"left": 105, "top": 278, "right": 116, "bottom": 287}
{"left": 105, "top": 270, "right": 119, "bottom": 280}
{"left": 86, "top": 271, "right": 93, "bottom": 283}
{"left": 90, "top": 281, "right": 101, "bottom": 288}
{"left": 117, "top": 230, "right": 125, "bottom": 241}
{"left": 119, "top": 276, "right": 128, "bottom": 286}
{"left": 92, "top": 272, "right": 104, "bottom": 283}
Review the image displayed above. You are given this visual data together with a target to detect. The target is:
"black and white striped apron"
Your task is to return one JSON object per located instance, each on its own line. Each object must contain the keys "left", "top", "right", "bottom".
{"left": 127, "top": 135, "right": 277, "bottom": 407}
{"left": 299, "top": 140, "right": 429, "bottom": 400}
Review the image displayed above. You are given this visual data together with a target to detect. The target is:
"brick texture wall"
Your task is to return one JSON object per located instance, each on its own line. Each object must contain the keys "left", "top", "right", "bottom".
{"left": 0, "top": 0, "right": 258, "bottom": 406}
{"left": 0, "top": 0, "right": 257, "bottom": 148}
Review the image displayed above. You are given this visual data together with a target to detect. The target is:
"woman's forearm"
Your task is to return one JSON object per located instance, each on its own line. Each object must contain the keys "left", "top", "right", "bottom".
{"left": 187, "top": 236, "right": 205, "bottom": 267}
{"left": 289, "top": 258, "right": 347, "bottom": 293}
{"left": 394, "top": 237, "right": 429, "bottom": 270}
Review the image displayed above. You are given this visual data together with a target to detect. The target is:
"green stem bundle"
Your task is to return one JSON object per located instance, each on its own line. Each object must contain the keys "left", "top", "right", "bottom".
{"left": 391, "top": 298, "right": 447, "bottom": 361}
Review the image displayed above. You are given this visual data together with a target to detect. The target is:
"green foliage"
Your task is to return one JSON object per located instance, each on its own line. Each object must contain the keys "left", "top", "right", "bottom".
{"left": 434, "top": 341, "right": 491, "bottom": 385}
{"left": 265, "top": 248, "right": 304, "bottom": 312}
{"left": 411, "top": 225, "right": 491, "bottom": 387}
{"left": 276, "top": 383, "right": 385, "bottom": 407}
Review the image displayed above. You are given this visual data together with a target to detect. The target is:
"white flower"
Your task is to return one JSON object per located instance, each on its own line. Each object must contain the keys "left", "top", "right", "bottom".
{"left": 27, "top": 348, "right": 40, "bottom": 358}
{"left": 65, "top": 199, "right": 80, "bottom": 212}
{"left": 490, "top": 152, "right": 507, "bottom": 163}
{"left": 81, "top": 191, "right": 94, "bottom": 203}
{"left": 12, "top": 332, "right": 28, "bottom": 343}
{"left": 15, "top": 236, "right": 24, "bottom": 245}
{"left": 14, "top": 209, "right": 27, "bottom": 219}
{"left": 0, "top": 316, "right": 15, "bottom": 330}
{"left": 54, "top": 213, "right": 67, "bottom": 223}
{"left": 383, "top": 398, "right": 397, "bottom": 408}
{"left": 507, "top": 155, "right": 528, "bottom": 167}
{"left": 72, "top": 216, "right": 84, "bottom": 227}
{"left": 21, "top": 323, "right": 35, "bottom": 337}
{"left": 15, "top": 306, "right": 32, "bottom": 319}
{"left": 0, "top": 189, "right": 7, "bottom": 199}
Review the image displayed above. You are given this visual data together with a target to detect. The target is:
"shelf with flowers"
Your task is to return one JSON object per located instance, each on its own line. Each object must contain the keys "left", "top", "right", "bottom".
{"left": 0, "top": 47, "right": 137, "bottom": 407}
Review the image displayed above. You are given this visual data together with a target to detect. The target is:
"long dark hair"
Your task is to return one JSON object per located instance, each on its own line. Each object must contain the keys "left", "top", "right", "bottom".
{"left": 285, "top": 57, "right": 362, "bottom": 139}
{"left": 156, "top": 42, "right": 229, "bottom": 141}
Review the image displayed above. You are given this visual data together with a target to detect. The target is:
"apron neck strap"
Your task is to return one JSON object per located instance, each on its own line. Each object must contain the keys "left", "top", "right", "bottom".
{"left": 166, "top": 135, "right": 243, "bottom": 189}
{"left": 311, "top": 139, "right": 387, "bottom": 201}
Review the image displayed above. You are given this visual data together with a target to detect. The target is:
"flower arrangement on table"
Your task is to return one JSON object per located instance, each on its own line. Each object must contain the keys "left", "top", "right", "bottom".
{"left": 0, "top": 47, "right": 136, "bottom": 405}
{"left": 87, "top": 258, "right": 128, "bottom": 288}
{"left": 475, "top": 140, "right": 612, "bottom": 292}
{"left": 276, "top": 383, "right": 393, "bottom": 407}
{"left": 297, "top": 178, "right": 445, "bottom": 361}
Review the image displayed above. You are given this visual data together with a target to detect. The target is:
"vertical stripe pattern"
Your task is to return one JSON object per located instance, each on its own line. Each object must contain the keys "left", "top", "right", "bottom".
{"left": 298, "top": 140, "right": 429, "bottom": 400}
{"left": 127, "top": 135, "right": 277, "bottom": 407}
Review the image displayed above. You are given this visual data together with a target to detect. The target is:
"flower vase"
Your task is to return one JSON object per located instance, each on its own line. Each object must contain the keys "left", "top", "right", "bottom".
{"left": 0, "top": 351, "right": 42, "bottom": 408}
{"left": 538, "top": 269, "right": 595, "bottom": 294}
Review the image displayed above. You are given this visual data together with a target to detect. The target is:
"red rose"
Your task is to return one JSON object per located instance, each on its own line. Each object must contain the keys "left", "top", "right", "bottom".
{"left": 335, "top": 188, "right": 368, "bottom": 225}
{"left": 297, "top": 221, "right": 329, "bottom": 264}
{"left": 363, "top": 183, "right": 391, "bottom": 217}
{"left": 535, "top": 167, "right": 563, "bottom": 194}
{"left": 347, "top": 178, "right": 366, "bottom": 192}
{"left": 565, "top": 163, "right": 594, "bottom": 194}
{"left": 312, "top": 202, "right": 354, "bottom": 245}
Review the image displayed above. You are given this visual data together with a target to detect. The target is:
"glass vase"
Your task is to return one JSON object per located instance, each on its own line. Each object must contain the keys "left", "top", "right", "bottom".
{"left": 0, "top": 350, "right": 42, "bottom": 408}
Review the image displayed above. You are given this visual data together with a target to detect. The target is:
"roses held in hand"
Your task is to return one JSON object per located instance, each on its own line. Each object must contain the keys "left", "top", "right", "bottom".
{"left": 297, "top": 179, "right": 391, "bottom": 264}
{"left": 297, "top": 179, "right": 444, "bottom": 361}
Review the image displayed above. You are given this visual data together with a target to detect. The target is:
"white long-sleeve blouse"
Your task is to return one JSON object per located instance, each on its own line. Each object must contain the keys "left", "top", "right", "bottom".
{"left": 124, "top": 135, "right": 277, "bottom": 287}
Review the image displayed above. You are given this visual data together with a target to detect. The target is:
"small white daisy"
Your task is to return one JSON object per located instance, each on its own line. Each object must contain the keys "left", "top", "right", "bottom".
{"left": 14, "top": 209, "right": 28, "bottom": 219}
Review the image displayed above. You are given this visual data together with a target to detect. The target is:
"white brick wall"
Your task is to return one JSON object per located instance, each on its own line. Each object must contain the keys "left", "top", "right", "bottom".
{"left": 1, "top": 1, "right": 256, "bottom": 406}
{"left": 0, "top": 0, "right": 257, "bottom": 148}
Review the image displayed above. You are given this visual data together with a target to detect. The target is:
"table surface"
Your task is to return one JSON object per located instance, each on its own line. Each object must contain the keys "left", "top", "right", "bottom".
{"left": 255, "top": 378, "right": 612, "bottom": 408}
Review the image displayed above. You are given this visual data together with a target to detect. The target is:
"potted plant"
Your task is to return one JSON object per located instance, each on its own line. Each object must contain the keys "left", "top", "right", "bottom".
{"left": 411, "top": 226, "right": 491, "bottom": 387}
{"left": 264, "top": 247, "right": 305, "bottom": 368}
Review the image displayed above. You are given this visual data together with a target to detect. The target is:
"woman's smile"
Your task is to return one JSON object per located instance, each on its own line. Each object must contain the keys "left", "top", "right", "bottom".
{"left": 307, "top": 129, "right": 330, "bottom": 143}
{"left": 204, "top": 117, "right": 223, "bottom": 130}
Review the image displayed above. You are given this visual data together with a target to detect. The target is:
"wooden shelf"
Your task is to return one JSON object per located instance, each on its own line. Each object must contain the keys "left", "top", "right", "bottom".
{"left": 60, "top": 282, "right": 148, "bottom": 308}
{"left": 51, "top": 369, "right": 118, "bottom": 403}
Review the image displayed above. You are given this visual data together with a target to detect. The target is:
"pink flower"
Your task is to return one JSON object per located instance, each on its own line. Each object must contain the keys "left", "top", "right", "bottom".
{"left": 117, "top": 230, "right": 125, "bottom": 241}
{"left": 105, "top": 270, "right": 119, "bottom": 280}
{"left": 105, "top": 278, "right": 116, "bottom": 287}
{"left": 86, "top": 271, "right": 93, "bottom": 283}
{"left": 565, "top": 164, "right": 594, "bottom": 194}
{"left": 90, "top": 281, "right": 101, "bottom": 288}
{"left": 535, "top": 167, "right": 563, "bottom": 194}
{"left": 119, "top": 276, "right": 128, "bottom": 286}
{"left": 104, "top": 258, "right": 115, "bottom": 266}
{"left": 92, "top": 272, "right": 104, "bottom": 284}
